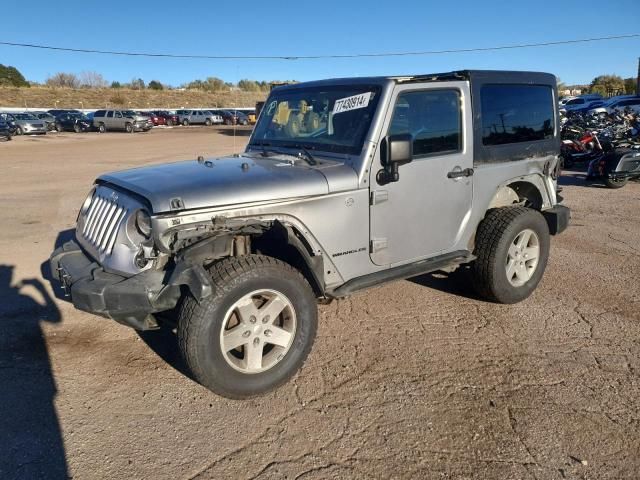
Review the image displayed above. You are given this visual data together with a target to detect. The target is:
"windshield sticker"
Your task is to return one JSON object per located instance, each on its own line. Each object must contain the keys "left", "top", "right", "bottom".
{"left": 332, "top": 92, "right": 372, "bottom": 115}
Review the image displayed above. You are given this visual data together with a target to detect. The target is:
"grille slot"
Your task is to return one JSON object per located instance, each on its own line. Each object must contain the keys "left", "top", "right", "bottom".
{"left": 81, "top": 193, "right": 128, "bottom": 255}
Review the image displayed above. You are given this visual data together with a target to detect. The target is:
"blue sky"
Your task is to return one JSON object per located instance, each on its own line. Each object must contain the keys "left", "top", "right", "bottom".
{"left": 2, "top": 0, "right": 639, "bottom": 86}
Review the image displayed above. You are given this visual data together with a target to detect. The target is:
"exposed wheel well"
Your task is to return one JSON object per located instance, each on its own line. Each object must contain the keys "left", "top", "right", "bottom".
{"left": 507, "top": 181, "right": 543, "bottom": 210}
{"left": 251, "top": 223, "right": 324, "bottom": 297}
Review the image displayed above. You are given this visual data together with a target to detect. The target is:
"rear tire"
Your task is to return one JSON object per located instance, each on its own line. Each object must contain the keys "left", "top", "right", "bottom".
{"left": 166, "top": 119, "right": 173, "bottom": 126}
{"left": 177, "top": 255, "right": 318, "bottom": 399}
{"left": 471, "top": 207, "right": 550, "bottom": 304}
{"left": 604, "top": 177, "right": 628, "bottom": 189}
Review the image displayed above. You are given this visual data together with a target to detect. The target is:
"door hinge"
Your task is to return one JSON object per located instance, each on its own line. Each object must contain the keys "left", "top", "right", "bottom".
{"left": 370, "top": 190, "right": 389, "bottom": 205}
{"left": 370, "top": 238, "right": 388, "bottom": 253}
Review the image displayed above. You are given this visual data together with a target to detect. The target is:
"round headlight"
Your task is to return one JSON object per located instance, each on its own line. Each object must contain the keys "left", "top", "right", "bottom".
{"left": 135, "top": 209, "right": 152, "bottom": 237}
{"left": 80, "top": 187, "right": 96, "bottom": 215}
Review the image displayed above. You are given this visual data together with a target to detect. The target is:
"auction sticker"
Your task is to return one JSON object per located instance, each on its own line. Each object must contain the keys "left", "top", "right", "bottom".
{"left": 333, "top": 92, "right": 372, "bottom": 114}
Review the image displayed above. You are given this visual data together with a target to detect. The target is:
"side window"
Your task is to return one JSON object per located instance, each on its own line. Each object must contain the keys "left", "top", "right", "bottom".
{"left": 106, "top": 111, "right": 114, "bottom": 118}
{"left": 115, "top": 111, "right": 122, "bottom": 118}
{"left": 388, "top": 89, "right": 461, "bottom": 157}
{"left": 481, "top": 85, "right": 554, "bottom": 146}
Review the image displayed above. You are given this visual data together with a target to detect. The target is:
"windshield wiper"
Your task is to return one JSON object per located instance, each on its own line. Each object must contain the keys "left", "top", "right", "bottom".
{"left": 296, "top": 145, "right": 317, "bottom": 166}
{"left": 279, "top": 143, "right": 317, "bottom": 166}
{"left": 248, "top": 141, "right": 272, "bottom": 157}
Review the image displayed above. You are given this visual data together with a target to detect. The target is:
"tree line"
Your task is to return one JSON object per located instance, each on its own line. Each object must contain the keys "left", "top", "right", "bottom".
{"left": 0, "top": 64, "right": 289, "bottom": 92}
{"left": 1, "top": 63, "right": 636, "bottom": 95}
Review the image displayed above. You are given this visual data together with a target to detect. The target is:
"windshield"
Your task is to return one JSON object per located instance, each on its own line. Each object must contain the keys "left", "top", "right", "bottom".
{"left": 14, "top": 113, "right": 38, "bottom": 120}
{"left": 251, "top": 85, "right": 381, "bottom": 155}
{"left": 71, "top": 113, "right": 90, "bottom": 121}
{"left": 122, "top": 110, "right": 137, "bottom": 117}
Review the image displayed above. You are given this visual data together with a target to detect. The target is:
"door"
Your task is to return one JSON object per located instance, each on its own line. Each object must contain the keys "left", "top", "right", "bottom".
{"left": 369, "top": 82, "right": 473, "bottom": 266}
{"left": 114, "top": 111, "right": 124, "bottom": 129}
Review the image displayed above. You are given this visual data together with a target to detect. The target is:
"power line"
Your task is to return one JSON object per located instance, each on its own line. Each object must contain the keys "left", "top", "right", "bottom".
{"left": 0, "top": 34, "right": 638, "bottom": 60}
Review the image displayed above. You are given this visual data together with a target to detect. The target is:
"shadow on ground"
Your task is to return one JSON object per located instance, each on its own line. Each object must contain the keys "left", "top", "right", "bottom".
{"left": 215, "top": 126, "right": 253, "bottom": 137}
{"left": 408, "top": 268, "right": 483, "bottom": 301}
{"left": 0, "top": 264, "right": 68, "bottom": 479}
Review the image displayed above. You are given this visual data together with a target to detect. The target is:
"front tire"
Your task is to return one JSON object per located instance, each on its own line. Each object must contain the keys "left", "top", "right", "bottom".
{"left": 98, "top": 123, "right": 106, "bottom": 133}
{"left": 471, "top": 207, "right": 550, "bottom": 304}
{"left": 177, "top": 255, "right": 318, "bottom": 399}
{"left": 205, "top": 118, "right": 212, "bottom": 126}
{"left": 125, "top": 122, "right": 133, "bottom": 133}
{"left": 16, "top": 126, "right": 23, "bottom": 135}
{"left": 182, "top": 119, "right": 189, "bottom": 126}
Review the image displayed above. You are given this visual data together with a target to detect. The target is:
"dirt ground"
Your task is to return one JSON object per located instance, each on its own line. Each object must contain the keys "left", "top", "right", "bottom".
{"left": 1, "top": 127, "right": 639, "bottom": 480}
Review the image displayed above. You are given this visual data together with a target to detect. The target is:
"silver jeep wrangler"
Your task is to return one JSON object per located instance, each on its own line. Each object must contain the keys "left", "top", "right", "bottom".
{"left": 50, "top": 70, "right": 569, "bottom": 398}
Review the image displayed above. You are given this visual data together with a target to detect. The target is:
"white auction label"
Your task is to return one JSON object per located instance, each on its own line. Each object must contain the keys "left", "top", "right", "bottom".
{"left": 332, "top": 92, "right": 372, "bottom": 115}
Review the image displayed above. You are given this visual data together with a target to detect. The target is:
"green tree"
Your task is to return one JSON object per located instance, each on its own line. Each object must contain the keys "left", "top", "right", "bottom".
{"left": 238, "top": 79, "right": 260, "bottom": 91}
{"left": 623, "top": 77, "right": 637, "bottom": 95}
{"left": 111, "top": 81, "right": 122, "bottom": 89}
{"left": 147, "top": 80, "right": 163, "bottom": 90}
{"left": 0, "top": 64, "right": 29, "bottom": 87}
{"left": 187, "top": 76, "right": 226, "bottom": 92}
{"left": 129, "top": 78, "right": 145, "bottom": 90}
{"left": 589, "top": 74, "right": 625, "bottom": 96}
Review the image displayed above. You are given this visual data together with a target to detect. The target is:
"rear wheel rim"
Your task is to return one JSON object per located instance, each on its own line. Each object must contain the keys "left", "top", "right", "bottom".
{"left": 506, "top": 228, "right": 540, "bottom": 287}
{"left": 219, "top": 289, "right": 297, "bottom": 374}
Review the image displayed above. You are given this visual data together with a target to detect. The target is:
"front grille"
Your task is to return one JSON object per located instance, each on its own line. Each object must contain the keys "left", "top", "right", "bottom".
{"left": 80, "top": 193, "right": 129, "bottom": 255}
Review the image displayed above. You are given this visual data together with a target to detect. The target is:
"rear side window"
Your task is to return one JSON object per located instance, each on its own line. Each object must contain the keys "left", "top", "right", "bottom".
{"left": 389, "top": 89, "right": 461, "bottom": 157}
{"left": 481, "top": 85, "right": 554, "bottom": 146}
{"left": 106, "top": 111, "right": 114, "bottom": 118}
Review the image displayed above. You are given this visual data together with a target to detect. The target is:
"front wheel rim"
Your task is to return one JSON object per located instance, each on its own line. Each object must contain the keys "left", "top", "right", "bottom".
{"left": 219, "top": 289, "right": 297, "bottom": 374}
{"left": 506, "top": 228, "right": 540, "bottom": 287}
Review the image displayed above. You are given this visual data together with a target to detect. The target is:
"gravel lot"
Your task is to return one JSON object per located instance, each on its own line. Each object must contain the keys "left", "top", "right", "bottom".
{"left": 1, "top": 127, "right": 639, "bottom": 480}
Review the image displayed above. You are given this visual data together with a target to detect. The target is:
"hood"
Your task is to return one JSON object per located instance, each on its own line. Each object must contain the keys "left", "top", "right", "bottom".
{"left": 98, "top": 155, "right": 357, "bottom": 213}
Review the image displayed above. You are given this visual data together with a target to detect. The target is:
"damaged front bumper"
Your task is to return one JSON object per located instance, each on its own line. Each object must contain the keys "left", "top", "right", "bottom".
{"left": 49, "top": 240, "right": 212, "bottom": 330}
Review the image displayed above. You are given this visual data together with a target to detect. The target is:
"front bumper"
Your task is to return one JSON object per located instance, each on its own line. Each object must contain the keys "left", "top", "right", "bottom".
{"left": 22, "top": 124, "right": 47, "bottom": 134}
{"left": 50, "top": 241, "right": 173, "bottom": 329}
{"left": 542, "top": 204, "right": 570, "bottom": 235}
{"left": 49, "top": 240, "right": 213, "bottom": 330}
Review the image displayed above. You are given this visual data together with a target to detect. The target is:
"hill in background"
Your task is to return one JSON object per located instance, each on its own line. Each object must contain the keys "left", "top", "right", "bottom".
{"left": 0, "top": 86, "right": 266, "bottom": 109}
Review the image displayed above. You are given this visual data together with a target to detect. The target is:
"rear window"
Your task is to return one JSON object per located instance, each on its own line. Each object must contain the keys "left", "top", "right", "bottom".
{"left": 481, "top": 85, "right": 554, "bottom": 146}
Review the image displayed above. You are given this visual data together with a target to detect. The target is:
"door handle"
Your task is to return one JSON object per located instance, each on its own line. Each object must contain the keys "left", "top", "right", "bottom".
{"left": 447, "top": 168, "right": 474, "bottom": 179}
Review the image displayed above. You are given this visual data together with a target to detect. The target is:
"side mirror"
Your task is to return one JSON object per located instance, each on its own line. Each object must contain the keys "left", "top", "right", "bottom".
{"left": 377, "top": 134, "right": 413, "bottom": 185}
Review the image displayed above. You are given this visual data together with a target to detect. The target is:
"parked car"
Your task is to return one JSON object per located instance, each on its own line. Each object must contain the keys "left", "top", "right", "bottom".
{"left": 588, "top": 96, "right": 640, "bottom": 115}
{"left": 92, "top": 110, "right": 153, "bottom": 133}
{"left": 152, "top": 110, "right": 180, "bottom": 126}
{"left": 561, "top": 97, "right": 606, "bottom": 113}
{"left": 55, "top": 112, "right": 93, "bottom": 133}
{"left": 0, "top": 118, "right": 12, "bottom": 141}
{"left": 210, "top": 109, "right": 244, "bottom": 125}
{"left": 136, "top": 111, "right": 166, "bottom": 127}
{"left": 0, "top": 113, "right": 19, "bottom": 136}
{"left": 47, "top": 109, "right": 82, "bottom": 117}
{"left": 50, "top": 70, "right": 569, "bottom": 399}
{"left": 176, "top": 110, "right": 221, "bottom": 126}
{"left": 32, "top": 111, "right": 57, "bottom": 131}
{"left": 1, "top": 112, "right": 47, "bottom": 135}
